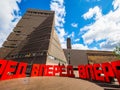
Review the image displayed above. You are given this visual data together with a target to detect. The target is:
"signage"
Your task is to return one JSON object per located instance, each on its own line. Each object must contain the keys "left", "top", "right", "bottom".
{"left": 0, "top": 59, "right": 120, "bottom": 85}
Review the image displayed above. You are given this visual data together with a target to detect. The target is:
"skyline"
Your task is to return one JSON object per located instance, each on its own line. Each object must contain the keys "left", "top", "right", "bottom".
{"left": 0, "top": 0, "right": 120, "bottom": 51}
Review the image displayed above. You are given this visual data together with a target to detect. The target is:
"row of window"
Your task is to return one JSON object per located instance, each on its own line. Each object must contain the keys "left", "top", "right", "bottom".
{"left": 10, "top": 51, "right": 47, "bottom": 59}
{"left": 27, "top": 11, "right": 51, "bottom": 16}
{"left": 14, "top": 30, "right": 21, "bottom": 33}
{"left": 88, "top": 54, "right": 115, "bottom": 56}
{"left": 4, "top": 46, "right": 17, "bottom": 48}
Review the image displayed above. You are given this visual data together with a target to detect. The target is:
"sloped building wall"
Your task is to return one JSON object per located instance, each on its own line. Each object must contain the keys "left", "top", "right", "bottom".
{"left": 1, "top": 9, "right": 48, "bottom": 59}
{"left": 47, "top": 30, "right": 67, "bottom": 65}
{"left": 5, "top": 10, "right": 54, "bottom": 64}
{"left": 2, "top": 9, "right": 67, "bottom": 65}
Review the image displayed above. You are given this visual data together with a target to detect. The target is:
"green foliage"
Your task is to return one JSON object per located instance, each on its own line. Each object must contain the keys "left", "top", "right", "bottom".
{"left": 113, "top": 43, "right": 120, "bottom": 59}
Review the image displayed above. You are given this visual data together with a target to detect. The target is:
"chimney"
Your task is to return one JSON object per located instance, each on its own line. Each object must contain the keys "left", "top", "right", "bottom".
{"left": 67, "top": 38, "right": 71, "bottom": 49}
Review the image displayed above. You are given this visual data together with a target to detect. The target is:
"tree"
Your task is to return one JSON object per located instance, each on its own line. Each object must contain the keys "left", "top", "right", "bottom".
{"left": 113, "top": 43, "right": 120, "bottom": 59}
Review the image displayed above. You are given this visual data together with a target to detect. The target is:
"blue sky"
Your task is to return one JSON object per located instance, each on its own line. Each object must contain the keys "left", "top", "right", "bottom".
{"left": 0, "top": 0, "right": 120, "bottom": 51}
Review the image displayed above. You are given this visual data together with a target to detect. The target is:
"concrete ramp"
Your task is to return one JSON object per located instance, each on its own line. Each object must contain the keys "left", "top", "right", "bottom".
{"left": 0, "top": 77, "right": 104, "bottom": 90}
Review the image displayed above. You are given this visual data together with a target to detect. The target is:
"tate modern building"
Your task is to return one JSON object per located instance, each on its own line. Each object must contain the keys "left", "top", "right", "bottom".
{"left": 0, "top": 9, "right": 117, "bottom": 66}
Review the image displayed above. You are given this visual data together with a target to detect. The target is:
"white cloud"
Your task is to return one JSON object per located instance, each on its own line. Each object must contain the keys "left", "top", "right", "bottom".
{"left": 113, "top": 0, "right": 120, "bottom": 10}
{"left": 0, "top": 0, "right": 21, "bottom": 47}
{"left": 71, "top": 23, "right": 78, "bottom": 28}
{"left": 81, "top": 0, "right": 120, "bottom": 50}
{"left": 74, "top": 38, "right": 80, "bottom": 42}
{"left": 90, "top": 47, "right": 98, "bottom": 50}
{"left": 61, "top": 43, "right": 67, "bottom": 49}
{"left": 57, "top": 27, "right": 67, "bottom": 44}
{"left": 50, "top": 0, "right": 66, "bottom": 47}
{"left": 83, "top": 6, "right": 102, "bottom": 20}
{"left": 68, "top": 32, "right": 74, "bottom": 38}
{"left": 72, "top": 44, "right": 88, "bottom": 50}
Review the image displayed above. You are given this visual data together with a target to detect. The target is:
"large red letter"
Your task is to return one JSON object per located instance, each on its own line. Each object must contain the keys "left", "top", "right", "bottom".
{"left": 67, "top": 65, "right": 75, "bottom": 77}
{"left": 78, "top": 65, "right": 86, "bottom": 79}
{"left": 85, "top": 64, "right": 95, "bottom": 80}
{"left": 59, "top": 65, "right": 66, "bottom": 77}
{"left": 31, "top": 64, "right": 40, "bottom": 77}
{"left": 0, "top": 59, "right": 8, "bottom": 80}
{"left": 39, "top": 64, "right": 46, "bottom": 76}
{"left": 1, "top": 60, "right": 18, "bottom": 80}
{"left": 15, "top": 62, "right": 27, "bottom": 78}
{"left": 93, "top": 64, "right": 104, "bottom": 82}
{"left": 45, "top": 65, "right": 53, "bottom": 76}
{"left": 111, "top": 60, "right": 120, "bottom": 84}
{"left": 102, "top": 62, "right": 115, "bottom": 83}
{"left": 53, "top": 65, "right": 60, "bottom": 76}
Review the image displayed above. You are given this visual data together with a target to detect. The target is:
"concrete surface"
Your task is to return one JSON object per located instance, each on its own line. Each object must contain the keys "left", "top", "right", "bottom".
{"left": 0, "top": 77, "right": 104, "bottom": 90}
